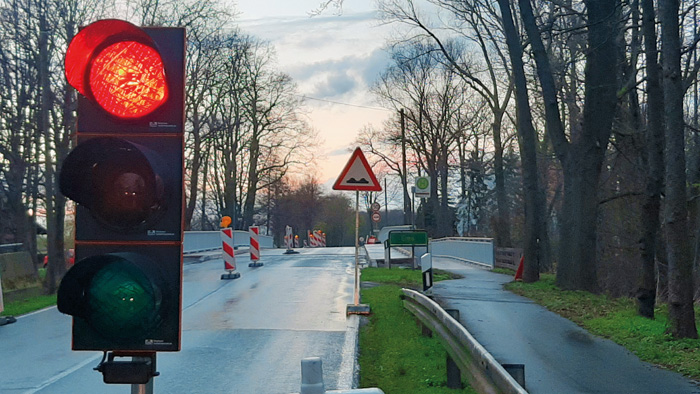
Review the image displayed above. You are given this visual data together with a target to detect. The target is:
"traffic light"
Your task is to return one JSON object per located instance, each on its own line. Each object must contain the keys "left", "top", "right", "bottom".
{"left": 57, "top": 19, "right": 185, "bottom": 353}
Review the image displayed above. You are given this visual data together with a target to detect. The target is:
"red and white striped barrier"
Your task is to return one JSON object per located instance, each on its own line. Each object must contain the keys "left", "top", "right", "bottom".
{"left": 314, "top": 230, "right": 326, "bottom": 247}
{"left": 284, "top": 225, "right": 299, "bottom": 254}
{"left": 308, "top": 230, "right": 318, "bottom": 247}
{"left": 285, "top": 225, "right": 293, "bottom": 250}
{"left": 249, "top": 226, "right": 263, "bottom": 267}
{"left": 220, "top": 227, "right": 240, "bottom": 280}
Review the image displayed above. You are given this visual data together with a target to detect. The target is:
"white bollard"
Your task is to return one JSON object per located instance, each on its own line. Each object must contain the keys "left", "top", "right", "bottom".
{"left": 298, "top": 357, "right": 385, "bottom": 394}
{"left": 300, "top": 357, "right": 325, "bottom": 394}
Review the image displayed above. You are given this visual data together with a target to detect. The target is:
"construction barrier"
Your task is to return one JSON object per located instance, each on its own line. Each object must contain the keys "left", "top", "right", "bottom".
{"left": 308, "top": 230, "right": 318, "bottom": 247}
{"left": 249, "top": 226, "right": 263, "bottom": 267}
{"left": 314, "top": 230, "right": 326, "bottom": 247}
{"left": 220, "top": 228, "right": 240, "bottom": 280}
{"left": 285, "top": 226, "right": 293, "bottom": 250}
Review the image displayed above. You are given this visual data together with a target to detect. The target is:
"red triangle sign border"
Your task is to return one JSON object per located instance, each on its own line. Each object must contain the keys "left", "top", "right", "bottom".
{"left": 332, "top": 147, "right": 382, "bottom": 191}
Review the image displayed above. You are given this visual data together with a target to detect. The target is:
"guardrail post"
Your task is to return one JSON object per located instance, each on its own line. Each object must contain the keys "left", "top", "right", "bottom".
{"left": 444, "top": 309, "right": 462, "bottom": 389}
{"left": 503, "top": 364, "right": 526, "bottom": 389}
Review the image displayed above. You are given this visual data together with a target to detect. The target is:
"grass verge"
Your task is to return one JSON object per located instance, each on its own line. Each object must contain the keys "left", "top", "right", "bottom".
{"left": 506, "top": 274, "right": 700, "bottom": 379}
{"left": 359, "top": 268, "right": 476, "bottom": 394}
{"left": 361, "top": 267, "right": 459, "bottom": 288}
{"left": 2, "top": 268, "right": 56, "bottom": 316}
{"left": 1, "top": 293, "right": 56, "bottom": 316}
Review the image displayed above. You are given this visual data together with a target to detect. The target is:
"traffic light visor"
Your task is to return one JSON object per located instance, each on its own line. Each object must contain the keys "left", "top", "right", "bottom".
{"left": 65, "top": 19, "right": 168, "bottom": 119}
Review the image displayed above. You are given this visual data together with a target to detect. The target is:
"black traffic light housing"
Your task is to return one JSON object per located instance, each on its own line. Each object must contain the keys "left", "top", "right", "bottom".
{"left": 58, "top": 19, "right": 185, "bottom": 353}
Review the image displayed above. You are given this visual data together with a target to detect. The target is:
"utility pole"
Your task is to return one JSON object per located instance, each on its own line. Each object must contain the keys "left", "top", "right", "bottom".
{"left": 401, "top": 109, "right": 411, "bottom": 225}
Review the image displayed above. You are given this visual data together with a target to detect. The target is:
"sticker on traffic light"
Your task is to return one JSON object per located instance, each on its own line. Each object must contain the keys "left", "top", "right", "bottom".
{"left": 58, "top": 19, "right": 185, "bottom": 353}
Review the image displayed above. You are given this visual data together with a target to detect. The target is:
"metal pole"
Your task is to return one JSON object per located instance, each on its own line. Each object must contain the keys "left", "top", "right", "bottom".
{"left": 131, "top": 381, "right": 153, "bottom": 394}
{"left": 384, "top": 178, "right": 388, "bottom": 227}
{"left": 130, "top": 356, "right": 154, "bottom": 394}
{"left": 401, "top": 109, "right": 409, "bottom": 224}
{"left": 412, "top": 187, "right": 416, "bottom": 230}
{"left": 354, "top": 190, "right": 360, "bottom": 306}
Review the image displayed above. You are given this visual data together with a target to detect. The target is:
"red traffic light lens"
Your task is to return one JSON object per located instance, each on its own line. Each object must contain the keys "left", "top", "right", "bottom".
{"left": 65, "top": 19, "right": 168, "bottom": 119}
{"left": 89, "top": 41, "right": 168, "bottom": 118}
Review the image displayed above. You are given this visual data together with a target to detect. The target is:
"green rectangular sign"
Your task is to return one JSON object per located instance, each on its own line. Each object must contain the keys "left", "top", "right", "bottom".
{"left": 389, "top": 231, "right": 428, "bottom": 246}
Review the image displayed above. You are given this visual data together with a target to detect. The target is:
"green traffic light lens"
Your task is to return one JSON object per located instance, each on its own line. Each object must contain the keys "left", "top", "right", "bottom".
{"left": 87, "top": 258, "right": 162, "bottom": 340}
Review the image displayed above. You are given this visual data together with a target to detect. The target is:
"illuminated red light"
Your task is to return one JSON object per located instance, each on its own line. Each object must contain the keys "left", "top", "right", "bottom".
{"left": 64, "top": 19, "right": 169, "bottom": 119}
{"left": 89, "top": 41, "right": 168, "bottom": 118}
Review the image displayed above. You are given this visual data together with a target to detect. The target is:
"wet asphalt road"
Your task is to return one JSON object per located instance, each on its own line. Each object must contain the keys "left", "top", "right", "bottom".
{"left": 0, "top": 247, "right": 359, "bottom": 394}
{"left": 431, "top": 257, "right": 700, "bottom": 394}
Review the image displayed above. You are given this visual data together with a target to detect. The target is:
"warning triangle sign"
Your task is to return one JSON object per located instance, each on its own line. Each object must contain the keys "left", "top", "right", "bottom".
{"left": 333, "top": 147, "right": 382, "bottom": 191}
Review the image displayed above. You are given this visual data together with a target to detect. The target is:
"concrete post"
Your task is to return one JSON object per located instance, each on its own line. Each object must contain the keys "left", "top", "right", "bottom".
{"left": 300, "top": 357, "right": 325, "bottom": 394}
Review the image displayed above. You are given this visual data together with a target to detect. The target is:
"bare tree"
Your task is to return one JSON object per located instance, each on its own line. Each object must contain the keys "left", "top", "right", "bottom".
{"left": 660, "top": 0, "right": 698, "bottom": 339}
{"left": 379, "top": 0, "right": 516, "bottom": 247}
{"left": 518, "top": 0, "right": 621, "bottom": 291}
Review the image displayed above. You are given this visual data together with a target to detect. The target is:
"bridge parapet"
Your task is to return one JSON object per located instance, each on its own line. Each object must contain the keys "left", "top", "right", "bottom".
{"left": 430, "top": 237, "right": 494, "bottom": 268}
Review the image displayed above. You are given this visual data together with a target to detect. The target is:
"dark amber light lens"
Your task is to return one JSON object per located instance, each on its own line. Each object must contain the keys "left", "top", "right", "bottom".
{"left": 89, "top": 41, "right": 168, "bottom": 119}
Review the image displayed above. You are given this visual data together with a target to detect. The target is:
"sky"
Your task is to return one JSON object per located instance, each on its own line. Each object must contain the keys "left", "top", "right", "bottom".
{"left": 233, "top": 0, "right": 397, "bottom": 189}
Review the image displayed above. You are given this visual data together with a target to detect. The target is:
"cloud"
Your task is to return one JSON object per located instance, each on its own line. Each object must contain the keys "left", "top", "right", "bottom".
{"left": 289, "top": 48, "right": 390, "bottom": 100}
{"left": 308, "top": 70, "right": 356, "bottom": 98}
{"left": 329, "top": 147, "right": 353, "bottom": 156}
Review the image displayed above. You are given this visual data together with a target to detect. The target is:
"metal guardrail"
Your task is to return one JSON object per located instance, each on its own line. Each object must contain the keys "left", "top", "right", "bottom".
{"left": 401, "top": 288, "right": 527, "bottom": 394}
{"left": 0, "top": 243, "right": 23, "bottom": 254}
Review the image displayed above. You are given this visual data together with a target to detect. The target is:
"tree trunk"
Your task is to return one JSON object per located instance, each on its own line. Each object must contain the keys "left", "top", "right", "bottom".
{"left": 243, "top": 131, "right": 260, "bottom": 229}
{"left": 492, "top": 113, "right": 512, "bottom": 247}
{"left": 185, "top": 112, "right": 202, "bottom": 230}
{"left": 637, "top": 0, "right": 665, "bottom": 319}
{"left": 660, "top": 0, "right": 698, "bottom": 338}
{"left": 497, "top": 0, "right": 544, "bottom": 282}
{"left": 557, "top": 150, "right": 603, "bottom": 292}
{"left": 519, "top": 0, "right": 619, "bottom": 291}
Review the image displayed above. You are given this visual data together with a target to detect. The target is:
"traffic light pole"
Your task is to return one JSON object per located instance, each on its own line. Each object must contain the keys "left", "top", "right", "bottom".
{"left": 131, "top": 355, "right": 155, "bottom": 394}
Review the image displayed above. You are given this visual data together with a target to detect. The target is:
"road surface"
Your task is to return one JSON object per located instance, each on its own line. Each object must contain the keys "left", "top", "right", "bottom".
{"left": 0, "top": 247, "right": 359, "bottom": 394}
{"left": 431, "top": 257, "right": 700, "bottom": 394}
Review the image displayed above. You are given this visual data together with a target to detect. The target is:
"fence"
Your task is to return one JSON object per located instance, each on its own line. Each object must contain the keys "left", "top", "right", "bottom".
{"left": 495, "top": 248, "right": 523, "bottom": 270}
{"left": 429, "top": 237, "right": 494, "bottom": 268}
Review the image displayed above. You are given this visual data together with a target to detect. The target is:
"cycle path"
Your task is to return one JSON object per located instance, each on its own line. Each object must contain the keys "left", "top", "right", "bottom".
{"left": 430, "top": 257, "right": 700, "bottom": 394}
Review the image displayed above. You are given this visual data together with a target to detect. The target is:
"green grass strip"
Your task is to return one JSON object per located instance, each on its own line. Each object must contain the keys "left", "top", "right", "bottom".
{"left": 361, "top": 267, "right": 457, "bottom": 288}
{"left": 506, "top": 274, "right": 700, "bottom": 379}
{"left": 2, "top": 294, "right": 57, "bottom": 317}
{"left": 359, "top": 285, "right": 477, "bottom": 393}
{"left": 358, "top": 267, "right": 476, "bottom": 393}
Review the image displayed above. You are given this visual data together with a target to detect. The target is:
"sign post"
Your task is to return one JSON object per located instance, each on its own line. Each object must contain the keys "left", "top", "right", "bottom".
{"left": 333, "top": 147, "right": 381, "bottom": 315}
